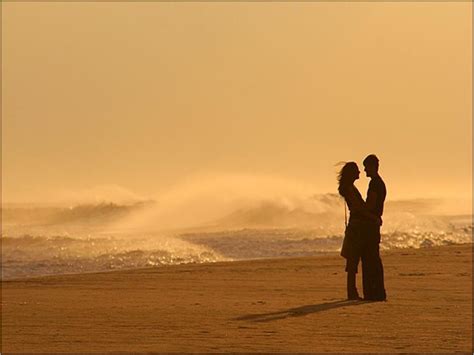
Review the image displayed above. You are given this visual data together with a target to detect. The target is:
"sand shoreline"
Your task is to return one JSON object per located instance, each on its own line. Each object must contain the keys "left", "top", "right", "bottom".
{"left": 1, "top": 244, "right": 472, "bottom": 353}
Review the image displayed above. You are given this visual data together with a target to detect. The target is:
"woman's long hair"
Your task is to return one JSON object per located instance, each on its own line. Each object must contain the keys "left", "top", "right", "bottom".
{"left": 337, "top": 162, "right": 358, "bottom": 196}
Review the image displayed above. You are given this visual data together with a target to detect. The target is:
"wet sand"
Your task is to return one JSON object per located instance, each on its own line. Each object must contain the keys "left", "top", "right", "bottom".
{"left": 1, "top": 244, "right": 472, "bottom": 353}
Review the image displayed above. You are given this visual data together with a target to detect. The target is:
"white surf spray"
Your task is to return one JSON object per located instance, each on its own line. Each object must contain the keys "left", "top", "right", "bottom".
{"left": 110, "top": 173, "right": 337, "bottom": 232}
{"left": 2, "top": 174, "right": 471, "bottom": 280}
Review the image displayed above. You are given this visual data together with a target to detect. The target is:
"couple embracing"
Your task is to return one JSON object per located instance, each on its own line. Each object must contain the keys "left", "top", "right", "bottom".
{"left": 338, "top": 154, "right": 387, "bottom": 301}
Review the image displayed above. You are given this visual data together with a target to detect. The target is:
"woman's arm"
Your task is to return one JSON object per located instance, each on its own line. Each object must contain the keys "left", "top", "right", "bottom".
{"left": 345, "top": 188, "right": 382, "bottom": 225}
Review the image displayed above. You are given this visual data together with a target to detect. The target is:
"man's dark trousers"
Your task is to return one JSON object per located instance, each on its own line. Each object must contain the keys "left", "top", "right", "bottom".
{"left": 361, "top": 224, "right": 386, "bottom": 300}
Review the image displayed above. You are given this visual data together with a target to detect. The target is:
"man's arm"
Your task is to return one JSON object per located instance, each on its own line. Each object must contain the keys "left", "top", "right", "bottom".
{"left": 346, "top": 189, "right": 382, "bottom": 225}
{"left": 366, "top": 190, "right": 377, "bottom": 212}
{"left": 366, "top": 186, "right": 382, "bottom": 225}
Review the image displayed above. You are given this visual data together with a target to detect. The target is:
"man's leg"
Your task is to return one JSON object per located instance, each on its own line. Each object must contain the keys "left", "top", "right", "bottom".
{"left": 361, "top": 248, "right": 375, "bottom": 300}
{"left": 365, "top": 226, "right": 386, "bottom": 301}
{"left": 372, "top": 242, "right": 387, "bottom": 301}
{"left": 362, "top": 225, "right": 387, "bottom": 301}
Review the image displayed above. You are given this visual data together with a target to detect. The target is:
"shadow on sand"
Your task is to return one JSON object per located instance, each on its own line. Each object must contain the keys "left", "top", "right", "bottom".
{"left": 234, "top": 299, "right": 368, "bottom": 323}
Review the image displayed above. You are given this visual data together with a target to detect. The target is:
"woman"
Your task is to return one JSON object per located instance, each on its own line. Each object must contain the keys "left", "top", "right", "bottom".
{"left": 338, "top": 162, "right": 381, "bottom": 300}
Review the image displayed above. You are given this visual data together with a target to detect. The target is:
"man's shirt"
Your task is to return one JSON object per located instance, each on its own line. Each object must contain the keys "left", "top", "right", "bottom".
{"left": 367, "top": 175, "right": 386, "bottom": 217}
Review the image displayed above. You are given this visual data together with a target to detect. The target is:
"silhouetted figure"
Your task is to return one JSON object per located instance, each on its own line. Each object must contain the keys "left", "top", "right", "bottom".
{"left": 338, "top": 162, "right": 381, "bottom": 300}
{"left": 362, "top": 154, "right": 387, "bottom": 301}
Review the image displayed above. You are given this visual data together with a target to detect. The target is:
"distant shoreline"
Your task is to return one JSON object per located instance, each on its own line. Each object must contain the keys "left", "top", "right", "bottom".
{"left": 2, "top": 241, "right": 472, "bottom": 282}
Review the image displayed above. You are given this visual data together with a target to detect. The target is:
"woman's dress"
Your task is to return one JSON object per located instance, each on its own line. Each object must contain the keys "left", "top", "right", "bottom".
{"left": 340, "top": 185, "right": 367, "bottom": 260}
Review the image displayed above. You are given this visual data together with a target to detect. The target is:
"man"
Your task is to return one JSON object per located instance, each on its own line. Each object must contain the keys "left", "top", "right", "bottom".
{"left": 362, "top": 154, "right": 387, "bottom": 301}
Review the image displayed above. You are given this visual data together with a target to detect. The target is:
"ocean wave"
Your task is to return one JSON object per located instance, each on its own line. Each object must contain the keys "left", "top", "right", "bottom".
{"left": 1, "top": 201, "right": 153, "bottom": 227}
{"left": 2, "top": 197, "right": 471, "bottom": 280}
{"left": 2, "top": 221, "right": 471, "bottom": 280}
{"left": 180, "top": 224, "right": 472, "bottom": 260}
{"left": 1, "top": 234, "right": 224, "bottom": 280}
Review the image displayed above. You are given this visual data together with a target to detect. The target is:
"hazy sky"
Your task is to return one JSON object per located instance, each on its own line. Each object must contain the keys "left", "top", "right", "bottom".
{"left": 2, "top": 2, "right": 472, "bottom": 203}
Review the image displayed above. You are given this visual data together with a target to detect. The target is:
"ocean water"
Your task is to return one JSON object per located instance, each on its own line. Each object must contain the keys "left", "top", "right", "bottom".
{"left": 1, "top": 196, "right": 472, "bottom": 280}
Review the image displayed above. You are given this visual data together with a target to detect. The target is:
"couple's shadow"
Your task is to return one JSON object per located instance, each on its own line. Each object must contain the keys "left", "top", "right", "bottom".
{"left": 234, "top": 299, "right": 367, "bottom": 323}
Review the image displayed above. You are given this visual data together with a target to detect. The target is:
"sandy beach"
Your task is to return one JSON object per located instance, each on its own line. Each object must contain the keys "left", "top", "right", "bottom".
{"left": 1, "top": 243, "right": 472, "bottom": 353}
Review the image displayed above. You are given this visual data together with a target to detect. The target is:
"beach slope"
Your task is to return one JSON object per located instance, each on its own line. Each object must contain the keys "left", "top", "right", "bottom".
{"left": 1, "top": 244, "right": 472, "bottom": 353}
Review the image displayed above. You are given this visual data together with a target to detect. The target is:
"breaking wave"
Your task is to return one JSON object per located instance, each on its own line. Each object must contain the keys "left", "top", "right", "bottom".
{"left": 179, "top": 223, "right": 472, "bottom": 260}
{"left": 1, "top": 234, "right": 224, "bottom": 280}
{"left": 1, "top": 195, "right": 472, "bottom": 280}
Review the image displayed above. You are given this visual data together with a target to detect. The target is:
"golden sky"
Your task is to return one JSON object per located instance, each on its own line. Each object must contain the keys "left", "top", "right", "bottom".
{"left": 2, "top": 2, "right": 472, "bottom": 203}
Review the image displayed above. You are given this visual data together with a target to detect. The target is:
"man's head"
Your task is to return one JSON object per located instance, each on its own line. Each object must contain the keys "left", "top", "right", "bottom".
{"left": 363, "top": 154, "right": 379, "bottom": 178}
